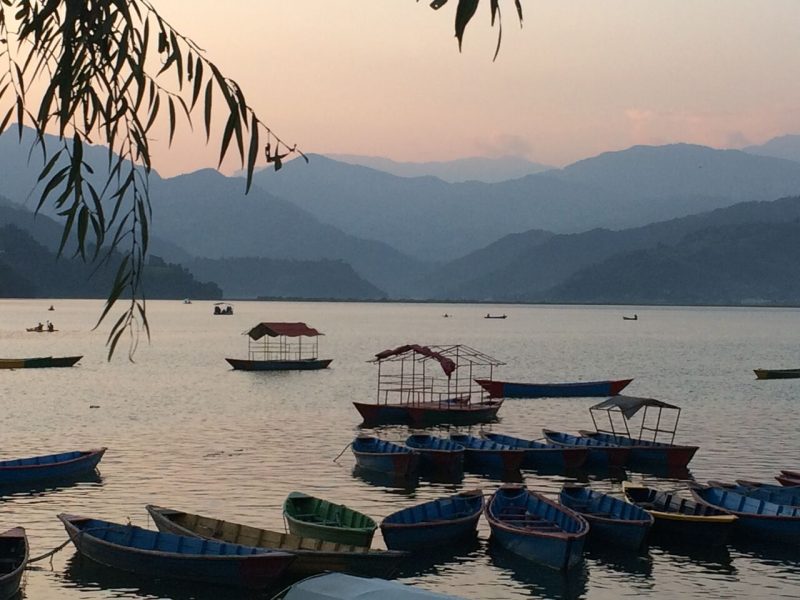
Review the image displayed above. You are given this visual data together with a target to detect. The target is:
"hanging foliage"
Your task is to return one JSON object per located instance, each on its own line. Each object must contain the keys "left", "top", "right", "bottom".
{"left": 0, "top": 0, "right": 304, "bottom": 359}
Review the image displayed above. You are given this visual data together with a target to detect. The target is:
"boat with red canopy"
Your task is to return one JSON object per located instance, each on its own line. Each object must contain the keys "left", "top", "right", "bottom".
{"left": 225, "top": 322, "right": 332, "bottom": 371}
{"left": 353, "top": 344, "right": 504, "bottom": 426}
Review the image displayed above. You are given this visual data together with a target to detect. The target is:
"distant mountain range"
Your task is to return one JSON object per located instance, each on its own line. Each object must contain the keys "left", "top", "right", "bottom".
{"left": 743, "top": 134, "right": 800, "bottom": 163}
{"left": 326, "top": 154, "right": 553, "bottom": 183}
{"left": 4, "top": 128, "right": 800, "bottom": 305}
{"left": 255, "top": 145, "right": 800, "bottom": 262}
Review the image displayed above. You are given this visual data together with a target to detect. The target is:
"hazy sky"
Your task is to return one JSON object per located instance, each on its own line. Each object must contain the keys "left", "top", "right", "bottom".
{"left": 149, "top": 1, "right": 800, "bottom": 176}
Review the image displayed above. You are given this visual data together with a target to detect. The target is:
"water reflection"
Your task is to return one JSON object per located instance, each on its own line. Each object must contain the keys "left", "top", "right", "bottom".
{"left": 0, "top": 471, "right": 103, "bottom": 500}
{"left": 61, "top": 552, "right": 270, "bottom": 600}
{"left": 584, "top": 545, "right": 654, "bottom": 578}
{"left": 650, "top": 542, "right": 736, "bottom": 575}
{"left": 488, "top": 540, "right": 589, "bottom": 600}
{"left": 397, "top": 536, "right": 483, "bottom": 578}
{"left": 351, "top": 466, "right": 419, "bottom": 494}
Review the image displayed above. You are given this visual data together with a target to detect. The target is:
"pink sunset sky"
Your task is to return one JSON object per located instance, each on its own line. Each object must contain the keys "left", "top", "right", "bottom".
{"left": 149, "top": 0, "right": 800, "bottom": 176}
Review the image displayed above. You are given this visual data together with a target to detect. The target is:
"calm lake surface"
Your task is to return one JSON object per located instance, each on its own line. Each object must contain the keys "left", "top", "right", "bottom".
{"left": 1, "top": 299, "right": 799, "bottom": 599}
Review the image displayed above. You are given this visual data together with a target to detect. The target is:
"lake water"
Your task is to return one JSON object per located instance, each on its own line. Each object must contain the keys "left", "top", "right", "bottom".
{"left": 1, "top": 299, "right": 799, "bottom": 599}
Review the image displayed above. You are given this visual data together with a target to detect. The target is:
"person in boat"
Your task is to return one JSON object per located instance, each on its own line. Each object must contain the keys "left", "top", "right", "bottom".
{"left": 48, "top": 305, "right": 54, "bottom": 311}
{"left": 214, "top": 305, "right": 221, "bottom": 314}
{"left": 36, "top": 322, "right": 43, "bottom": 332}
{"left": 47, "top": 321, "right": 54, "bottom": 332}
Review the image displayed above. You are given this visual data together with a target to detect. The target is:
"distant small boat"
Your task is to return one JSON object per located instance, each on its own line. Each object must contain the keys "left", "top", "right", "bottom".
{"left": 380, "top": 490, "right": 484, "bottom": 550}
{"left": 622, "top": 482, "right": 736, "bottom": 545}
{"left": 475, "top": 377, "right": 633, "bottom": 399}
{"left": 283, "top": 492, "right": 377, "bottom": 548}
{"left": 754, "top": 368, "right": 800, "bottom": 380}
{"left": 622, "top": 314, "right": 638, "bottom": 321}
{"left": 483, "top": 432, "right": 588, "bottom": 470}
{"left": 0, "top": 527, "right": 27, "bottom": 600}
{"left": 272, "top": 572, "right": 467, "bottom": 600}
{"left": 485, "top": 484, "right": 588, "bottom": 571}
{"left": 484, "top": 314, "right": 507, "bottom": 319}
{"left": 146, "top": 505, "right": 406, "bottom": 579}
{"left": 543, "top": 429, "right": 630, "bottom": 468}
{"left": 26, "top": 326, "right": 57, "bottom": 333}
{"left": 213, "top": 302, "right": 233, "bottom": 315}
{"left": 48, "top": 305, "right": 55, "bottom": 311}
{"left": 405, "top": 434, "right": 465, "bottom": 473}
{"left": 449, "top": 434, "right": 524, "bottom": 472}
{"left": 183, "top": 299, "right": 192, "bottom": 304}
{"left": 0, "top": 449, "right": 106, "bottom": 484}
{"left": 559, "top": 485, "right": 653, "bottom": 549}
{"left": 781, "top": 469, "right": 800, "bottom": 479}
{"left": 59, "top": 514, "right": 295, "bottom": 589}
{"left": 691, "top": 484, "right": 800, "bottom": 544}
{"left": 777, "top": 470, "right": 800, "bottom": 487}
{"left": 736, "top": 478, "right": 800, "bottom": 492}
{"left": 351, "top": 436, "right": 419, "bottom": 477}
{"left": 0, "top": 356, "right": 81, "bottom": 369}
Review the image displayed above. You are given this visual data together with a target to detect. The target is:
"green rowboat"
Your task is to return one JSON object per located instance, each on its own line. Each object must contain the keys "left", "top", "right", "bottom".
{"left": 283, "top": 492, "right": 377, "bottom": 548}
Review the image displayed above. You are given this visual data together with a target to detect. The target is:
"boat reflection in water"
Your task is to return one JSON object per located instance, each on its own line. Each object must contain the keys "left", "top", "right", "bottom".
{"left": 396, "top": 536, "right": 483, "bottom": 578}
{"left": 488, "top": 540, "right": 589, "bottom": 600}
{"left": 0, "top": 470, "right": 103, "bottom": 499}
{"left": 351, "top": 466, "right": 419, "bottom": 494}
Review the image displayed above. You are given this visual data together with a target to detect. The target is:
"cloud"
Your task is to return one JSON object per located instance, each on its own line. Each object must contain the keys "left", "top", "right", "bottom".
{"left": 473, "top": 133, "right": 534, "bottom": 158}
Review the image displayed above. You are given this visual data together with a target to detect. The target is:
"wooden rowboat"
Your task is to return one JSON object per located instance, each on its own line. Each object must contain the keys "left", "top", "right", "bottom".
{"left": 404, "top": 434, "right": 465, "bottom": 474}
{"left": 0, "top": 356, "right": 82, "bottom": 369}
{"left": 475, "top": 378, "right": 632, "bottom": 399}
{"left": 449, "top": 435, "right": 524, "bottom": 472}
{"left": 380, "top": 490, "right": 484, "bottom": 551}
{"left": 691, "top": 484, "right": 800, "bottom": 544}
{"left": 754, "top": 368, "right": 800, "bottom": 380}
{"left": 543, "top": 429, "right": 630, "bottom": 468}
{"left": 0, "top": 448, "right": 106, "bottom": 485}
{"left": 0, "top": 527, "right": 27, "bottom": 600}
{"left": 146, "top": 505, "right": 406, "bottom": 579}
{"left": 59, "top": 514, "right": 295, "bottom": 589}
{"left": 284, "top": 492, "right": 377, "bottom": 548}
{"left": 351, "top": 436, "right": 419, "bottom": 477}
{"left": 483, "top": 433, "right": 588, "bottom": 470}
{"left": 485, "top": 484, "right": 588, "bottom": 571}
{"left": 776, "top": 474, "right": 800, "bottom": 487}
{"left": 225, "top": 358, "right": 332, "bottom": 371}
{"left": 559, "top": 485, "right": 652, "bottom": 550}
{"left": 272, "top": 572, "right": 466, "bottom": 599}
{"left": 708, "top": 481, "right": 800, "bottom": 507}
{"left": 353, "top": 399, "right": 502, "bottom": 427}
{"left": 622, "top": 482, "right": 736, "bottom": 545}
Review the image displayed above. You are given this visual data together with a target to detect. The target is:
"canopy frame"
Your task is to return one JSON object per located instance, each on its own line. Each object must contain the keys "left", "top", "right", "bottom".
{"left": 370, "top": 344, "right": 504, "bottom": 409}
{"left": 589, "top": 395, "right": 682, "bottom": 444}
{"left": 243, "top": 322, "right": 322, "bottom": 362}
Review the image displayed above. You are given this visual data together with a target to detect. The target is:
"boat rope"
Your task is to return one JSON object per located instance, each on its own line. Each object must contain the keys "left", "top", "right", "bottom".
{"left": 26, "top": 538, "right": 71, "bottom": 565}
{"left": 332, "top": 442, "right": 352, "bottom": 463}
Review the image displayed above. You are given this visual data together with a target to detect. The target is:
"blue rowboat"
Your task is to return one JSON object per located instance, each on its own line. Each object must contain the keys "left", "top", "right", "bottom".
{"left": 578, "top": 431, "right": 698, "bottom": 469}
{"left": 351, "top": 437, "right": 419, "bottom": 477}
{"left": 0, "top": 448, "right": 106, "bottom": 485}
{"left": 690, "top": 485, "right": 800, "bottom": 544}
{"left": 405, "top": 434, "right": 464, "bottom": 473}
{"left": 449, "top": 435, "right": 524, "bottom": 472}
{"left": 622, "top": 482, "right": 736, "bottom": 545}
{"left": 380, "top": 490, "right": 484, "bottom": 551}
{"left": 0, "top": 527, "right": 27, "bottom": 600}
{"left": 485, "top": 484, "right": 588, "bottom": 570}
{"left": 710, "top": 481, "right": 800, "bottom": 507}
{"left": 475, "top": 378, "right": 632, "bottom": 399}
{"left": 559, "top": 485, "right": 653, "bottom": 550}
{"left": 273, "top": 572, "right": 467, "bottom": 599}
{"left": 483, "top": 433, "right": 588, "bottom": 470}
{"left": 58, "top": 514, "right": 295, "bottom": 590}
{"left": 542, "top": 430, "right": 629, "bottom": 468}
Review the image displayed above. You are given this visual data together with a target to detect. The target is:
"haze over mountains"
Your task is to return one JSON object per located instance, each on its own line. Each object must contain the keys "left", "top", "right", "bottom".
{"left": 2, "top": 127, "right": 800, "bottom": 305}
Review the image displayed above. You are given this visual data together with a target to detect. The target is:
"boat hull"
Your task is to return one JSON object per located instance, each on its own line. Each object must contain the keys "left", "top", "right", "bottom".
{"left": 754, "top": 368, "right": 800, "bottom": 380}
{"left": 405, "top": 436, "right": 465, "bottom": 474}
{"left": 579, "top": 431, "right": 698, "bottom": 468}
{"left": 353, "top": 401, "right": 502, "bottom": 426}
{"left": 380, "top": 492, "right": 484, "bottom": 551}
{"left": 226, "top": 358, "right": 332, "bottom": 371}
{"left": 351, "top": 438, "right": 420, "bottom": 477}
{"left": 484, "top": 433, "right": 588, "bottom": 470}
{"left": 543, "top": 430, "right": 630, "bottom": 468}
{"left": 475, "top": 378, "right": 632, "bottom": 399}
{"left": 0, "top": 527, "right": 27, "bottom": 600}
{"left": 283, "top": 493, "right": 376, "bottom": 548}
{"left": 60, "top": 515, "right": 294, "bottom": 590}
{"left": 0, "top": 449, "right": 106, "bottom": 485}
{"left": 485, "top": 487, "right": 587, "bottom": 571}
{"left": 146, "top": 506, "right": 405, "bottom": 579}
{"left": 559, "top": 487, "right": 652, "bottom": 550}
{"left": 0, "top": 355, "right": 82, "bottom": 369}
